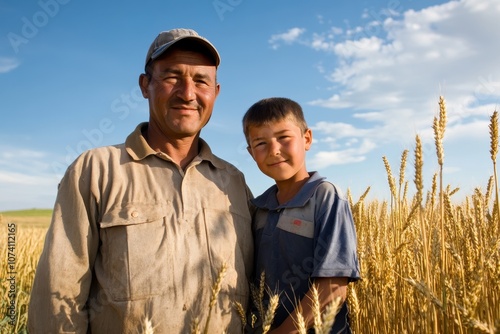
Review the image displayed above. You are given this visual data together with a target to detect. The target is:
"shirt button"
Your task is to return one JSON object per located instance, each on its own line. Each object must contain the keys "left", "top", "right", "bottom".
{"left": 131, "top": 211, "right": 139, "bottom": 218}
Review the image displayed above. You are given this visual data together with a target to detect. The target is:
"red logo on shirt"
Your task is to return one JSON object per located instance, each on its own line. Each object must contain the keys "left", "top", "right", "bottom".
{"left": 293, "top": 219, "right": 302, "bottom": 226}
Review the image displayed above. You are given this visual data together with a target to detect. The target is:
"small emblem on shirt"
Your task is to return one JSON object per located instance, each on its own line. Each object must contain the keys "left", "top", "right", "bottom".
{"left": 277, "top": 215, "right": 314, "bottom": 238}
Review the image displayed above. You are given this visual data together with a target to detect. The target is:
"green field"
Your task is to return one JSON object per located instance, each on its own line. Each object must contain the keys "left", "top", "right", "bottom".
{"left": 0, "top": 209, "right": 52, "bottom": 217}
{"left": 0, "top": 209, "right": 52, "bottom": 228}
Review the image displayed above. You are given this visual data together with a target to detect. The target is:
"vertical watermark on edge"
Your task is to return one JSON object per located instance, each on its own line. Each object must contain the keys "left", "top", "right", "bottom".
{"left": 5, "top": 221, "right": 18, "bottom": 326}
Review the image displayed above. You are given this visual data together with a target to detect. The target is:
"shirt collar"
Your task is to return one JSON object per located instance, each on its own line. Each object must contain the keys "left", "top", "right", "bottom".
{"left": 125, "top": 122, "right": 226, "bottom": 169}
{"left": 251, "top": 171, "right": 325, "bottom": 210}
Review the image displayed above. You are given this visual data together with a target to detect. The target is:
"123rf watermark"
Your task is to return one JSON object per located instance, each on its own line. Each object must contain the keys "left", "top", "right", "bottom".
{"left": 5, "top": 222, "right": 17, "bottom": 325}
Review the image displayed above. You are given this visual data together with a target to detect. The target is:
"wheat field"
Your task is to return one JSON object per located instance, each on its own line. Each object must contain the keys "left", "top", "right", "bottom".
{"left": 1, "top": 97, "right": 499, "bottom": 333}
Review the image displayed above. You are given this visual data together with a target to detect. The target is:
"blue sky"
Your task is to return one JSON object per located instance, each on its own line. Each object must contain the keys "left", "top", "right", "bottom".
{"left": 1, "top": 0, "right": 499, "bottom": 211}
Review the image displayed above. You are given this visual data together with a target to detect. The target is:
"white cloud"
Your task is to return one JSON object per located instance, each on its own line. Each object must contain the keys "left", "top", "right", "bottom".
{"left": 0, "top": 57, "right": 20, "bottom": 73}
{"left": 311, "top": 33, "right": 335, "bottom": 52}
{"left": 312, "top": 121, "right": 369, "bottom": 138}
{"left": 271, "top": 0, "right": 500, "bottom": 168}
{"left": 309, "top": 139, "right": 376, "bottom": 169}
{"left": 269, "top": 27, "right": 306, "bottom": 49}
{"left": 274, "top": 0, "right": 500, "bottom": 176}
{"left": 0, "top": 170, "right": 54, "bottom": 186}
{"left": 0, "top": 147, "right": 58, "bottom": 186}
{"left": 0, "top": 146, "right": 59, "bottom": 210}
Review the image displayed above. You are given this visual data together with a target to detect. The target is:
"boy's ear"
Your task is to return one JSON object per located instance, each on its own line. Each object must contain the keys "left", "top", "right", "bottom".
{"left": 304, "top": 128, "right": 313, "bottom": 151}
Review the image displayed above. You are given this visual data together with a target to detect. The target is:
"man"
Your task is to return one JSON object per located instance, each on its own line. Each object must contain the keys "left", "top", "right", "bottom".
{"left": 28, "top": 28, "right": 253, "bottom": 333}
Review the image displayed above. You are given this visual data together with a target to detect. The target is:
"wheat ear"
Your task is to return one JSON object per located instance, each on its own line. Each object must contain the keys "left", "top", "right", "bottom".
{"left": 414, "top": 135, "right": 424, "bottom": 207}
{"left": 489, "top": 110, "right": 500, "bottom": 225}
{"left": 233, "top": 301, "right": 247, "bottom": 329}
{"left": 262, "top": 294, "right": 279, "bottom": 334}
{"left": 203, "top": 263, "right": 227, "bottom": 334}
{"left": 311, "top": 284, "right": 322, "bottom": 331}
{"left": 383, "top": 156, "right": 397, "bottom": 202}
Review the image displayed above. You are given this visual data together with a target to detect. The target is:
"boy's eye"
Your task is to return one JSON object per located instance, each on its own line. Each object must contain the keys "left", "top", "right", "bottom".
{"left": 279, "top": 135, "right": 291, "bottom": 141}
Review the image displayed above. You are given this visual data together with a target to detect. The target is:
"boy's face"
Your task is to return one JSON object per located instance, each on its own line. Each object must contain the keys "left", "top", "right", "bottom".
{"left": 246, "top": 118, "right": 312, "bottom": 183}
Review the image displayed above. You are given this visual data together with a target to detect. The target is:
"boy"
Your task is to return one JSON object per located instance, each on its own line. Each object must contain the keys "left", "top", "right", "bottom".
{"left": 243, "top": 97, "right": 361, "bottom": 333}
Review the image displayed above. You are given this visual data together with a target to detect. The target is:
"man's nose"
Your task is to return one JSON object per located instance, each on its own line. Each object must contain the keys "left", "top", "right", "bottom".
{"left": 176, "top": 79, "right": 196, "bottom": 101}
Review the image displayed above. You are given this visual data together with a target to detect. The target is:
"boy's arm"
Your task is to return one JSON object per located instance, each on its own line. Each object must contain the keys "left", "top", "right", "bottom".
{"left": 270, "top": 277, "right": 348, "bottom": 334}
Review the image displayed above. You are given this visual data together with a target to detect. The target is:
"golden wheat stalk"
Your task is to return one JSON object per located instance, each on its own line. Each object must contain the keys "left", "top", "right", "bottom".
{"left": 485, "top": 175, "right": 494, "bottom": 206}
{"left": 317, "top": 297, "right": 342, "bottom": 334}
{"left": 295, "top": 312, "right": 307, "bottom": 334}
{"left": 414, "top": 135, "right": 424, "bottom": 207}
{"left": 435, "top": 96, "right": 448, "bottom": 333}
{"left": 398, "top": 149, "right": 409, "bottom": 203}
{"left": 250, "top": 271, "right": 267, "bottom": 323}
{"left": 438, "top": 96, "right": 447, "bottom": 135}
{"left": 203, "top": 263, "right": 227, "bottom": 334}
{"left": 190, "top": 318, "right": 201, "bottom": 334}
{"left": 489, "top": 111, "right": 498, "bottom": 162}
{"left": 233, "top": 301, "right": 247, "bottom": 329}
{"left": 383, "top": 156, "right": 397, "bottom": 202}
{"left": 489, "top": 110, "right": 500, "bottom": 227}
{"left": 261, "top": 294, "right": 279, "bottom": 334}
{"left": 347, "top": 285, "right": 360, "bottom": 334}
{"left": 310, "top": 284, "right": 322, "bottom": 331}
{"left": 142, "top": 318, "right": 155, "bottom": 334}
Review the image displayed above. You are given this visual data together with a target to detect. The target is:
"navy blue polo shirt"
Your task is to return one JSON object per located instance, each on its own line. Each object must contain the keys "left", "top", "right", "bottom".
{"left": 251, "top": 171, "right": 361, "bottom": 333}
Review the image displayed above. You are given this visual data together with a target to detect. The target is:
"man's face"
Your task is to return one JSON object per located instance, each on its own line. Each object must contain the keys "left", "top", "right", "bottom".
{"left": 140, "top": 48, "right": 220, "bottom": 140}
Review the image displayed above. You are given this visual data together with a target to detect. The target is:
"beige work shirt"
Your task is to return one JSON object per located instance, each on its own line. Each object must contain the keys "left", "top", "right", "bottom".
{"left": 28, "top": 123, "right": 254, "bottom": 333}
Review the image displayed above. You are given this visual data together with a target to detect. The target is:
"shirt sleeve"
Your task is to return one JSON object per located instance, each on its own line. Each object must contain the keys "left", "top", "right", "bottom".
{"left": 311, "top": 183, "right": 361, "bottom": 281}
{"left": 28, "top": 156, "right": 99, "bottom": 333}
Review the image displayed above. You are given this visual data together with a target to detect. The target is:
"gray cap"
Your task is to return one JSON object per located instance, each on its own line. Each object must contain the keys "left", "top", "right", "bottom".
{"left": 145, "top": 28, "right": 220, "bottom": 68}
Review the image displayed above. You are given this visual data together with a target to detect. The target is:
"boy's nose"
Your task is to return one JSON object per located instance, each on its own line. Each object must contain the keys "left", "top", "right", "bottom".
{"left": 269, "top": 141, "right": 281, "bottom": 156}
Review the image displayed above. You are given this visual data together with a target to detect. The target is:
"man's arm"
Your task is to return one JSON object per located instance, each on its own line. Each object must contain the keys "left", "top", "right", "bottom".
{"left": 270, "top": 277, "right": 348, "bottom": 334}
{"left": 28, "top": 163, "right": 99, "bottom": 333}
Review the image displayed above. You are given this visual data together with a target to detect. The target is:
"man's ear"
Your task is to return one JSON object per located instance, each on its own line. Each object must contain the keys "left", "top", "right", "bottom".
{"left": 215, "top": 82, "right": 220, "bottom": 98}
{"left": 139, "top": 73, "right": 149, "bottom": 98}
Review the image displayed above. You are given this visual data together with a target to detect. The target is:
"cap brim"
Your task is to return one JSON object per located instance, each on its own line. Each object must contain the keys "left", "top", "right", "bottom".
{"left": 150, "top": 36, "right": 220, "bottom": 67}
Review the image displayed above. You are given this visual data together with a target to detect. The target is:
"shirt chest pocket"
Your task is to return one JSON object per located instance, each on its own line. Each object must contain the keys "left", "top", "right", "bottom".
{"left": 276, "top": 214, "right": 314, "bottom": 238}
{"left": 97, "top": 203, "right": 170, "bottom": 301}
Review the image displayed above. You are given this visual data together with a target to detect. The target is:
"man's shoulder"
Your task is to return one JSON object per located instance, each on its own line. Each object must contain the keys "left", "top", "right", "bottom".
{"left": 78, "top": 143, "right": 125, "bottom": 159}
{"left": 69, "top": 143, "right": 126, "bottom": 168}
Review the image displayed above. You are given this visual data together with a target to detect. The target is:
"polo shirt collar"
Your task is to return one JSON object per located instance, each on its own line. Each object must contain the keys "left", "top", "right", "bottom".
{"left": 252, "top": 171, "right": 325, "bottom": 210}
{"left": 125, "top": 122, "right": 225, "bottom": 169}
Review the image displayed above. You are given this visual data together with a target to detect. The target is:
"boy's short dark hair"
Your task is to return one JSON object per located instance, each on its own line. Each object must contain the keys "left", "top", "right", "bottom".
{"left": 242, "top": 97, "right": 308, "bottom": 144}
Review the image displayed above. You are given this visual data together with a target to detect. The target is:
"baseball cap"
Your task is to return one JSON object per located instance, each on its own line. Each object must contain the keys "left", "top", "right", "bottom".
{"left": 145, "top": 28, "right": 220, "bottom": 69}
